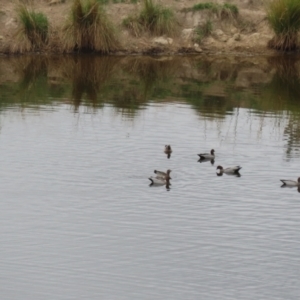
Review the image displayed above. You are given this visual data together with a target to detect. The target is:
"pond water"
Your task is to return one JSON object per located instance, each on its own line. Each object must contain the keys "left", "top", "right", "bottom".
{"left": 0, "top": 54, "right": 300, "bottom": 300}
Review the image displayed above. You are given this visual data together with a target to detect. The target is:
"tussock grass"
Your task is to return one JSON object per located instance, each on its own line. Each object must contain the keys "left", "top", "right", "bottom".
{"left": 123, "top": 0, "right": 177, "bottom": 36}
{"left": 97, "top": 0, "right": 137, "bottom": 3}
{"left": 64, "top": 0, "right": 120, "bottom": 53}
{"left": 221, "top": 3, "right": 238, "bottom": 19}
{"left": 15, "top": 4, "right": 49, "bottom": 51}
{"left": 96, "top": 0, "right": 110, "bottom": 4}
{"left": 183, "top": 2, "right": 239, "bottom": 19}
{"left": 193, "top": 20, "right": 212, "bottom": 43}
{"left": 122, "top": 15, "right": 143, "bottom": 37}
{"left": 192, "top": 3, "right": 217, "bottom": 12}
{"left": 267, "top": 0, "right": 300, "bottom": 51}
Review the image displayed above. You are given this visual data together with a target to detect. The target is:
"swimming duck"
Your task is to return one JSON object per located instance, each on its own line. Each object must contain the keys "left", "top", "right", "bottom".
{"left": 149, "top": 176, "right": 169, "bottom": 185}
{"left": 153, "top": 169, "right": 172, "bottom": 179}
{"left": 280, "top": 178, "right": 300, "bottom": 186}
{"left": 164, "top": 145, "right": 172, "bottom": 153}
{"left": 198, "top": 149, "right": 215, "bottom": 159}
{"left": 164, "top": 145, "right": 172, "bottom": 158}
{"left": 149, "top": 169, "right": 172, "bottom": 185}
{"left": 216, "top": 165, "right": 242, "bottom": 174}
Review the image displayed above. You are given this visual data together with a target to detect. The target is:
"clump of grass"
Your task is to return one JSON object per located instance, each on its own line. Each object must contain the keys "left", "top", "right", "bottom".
{"left": 184, "top": 2, "right": 239, "bottom": 19}
{"left": 267, "top": 0, "right": 300, "bottom": 51}
{"left": 97, "top": 0, "right": 137, "bottom": 3}
{"left": 64, "top": 0, "right": 120, "bottom": 53}
{"left": 192, "top": 3, "right": 216, "bottom": 11}
{"left": 123, "top": 0, "right": 177, "bottom": 36}
{"left": 193, "top": 20, "right": 213, "bottom": 43}
{"left": 122, "top": 15, "right": 143, "bottom": 37}
{"left": 16, "top": 4, "right": 49, "bottom": 50}
{"left": 96, "top": 0, "right": 109, "bottom": 4}
{"left": 221, "top": 3, "right": 239, "bottom": 19}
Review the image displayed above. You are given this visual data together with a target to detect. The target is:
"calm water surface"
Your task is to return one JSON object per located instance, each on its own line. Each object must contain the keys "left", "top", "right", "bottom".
{"left": 0, "top": 55, "right": 300, "bottom": 300}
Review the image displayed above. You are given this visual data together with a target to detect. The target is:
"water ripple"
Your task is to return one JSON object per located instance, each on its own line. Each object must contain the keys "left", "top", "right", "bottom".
{"left": 0, "top": 102, "right": 299, "bottom": 300}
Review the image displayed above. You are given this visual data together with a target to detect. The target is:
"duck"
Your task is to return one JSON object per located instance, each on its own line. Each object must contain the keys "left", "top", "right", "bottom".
{"left": 149, "top": 176, "right": 169, "bottom": 185}
{"left": 164, "top": 145, "right": 172, "bottom": 153}
{"left": 280, "top": 177, "right": 300, "bottom": 186}
{"left": 164, "top": 145, "right": 172, "bottom": 158}
{"left": 198, "top": 149, "right": 215, "bottom": 159}
{"left": 149, "top": 169, "right": 172, "bottom": 185}
{"left": 216, "top": 165, "right": 242, "bottom": 174}
{"left": 153, "top": 169, "right": 172, "bottom": 179}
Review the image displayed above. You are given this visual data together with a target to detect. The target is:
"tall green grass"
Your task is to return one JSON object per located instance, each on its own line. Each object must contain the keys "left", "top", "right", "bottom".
{"left": 17, "top": 5, "right": 49, "bottom": 50}
{"left": 64, "top": 0, "right": 120, "bottom": 53}
{"left": 192, "top": 3, "right": 216, "bottom": 12}
{"left": 267, "top": 0, "right": 300, "bottom": 51}
{"left": 184, "top": 2, "right": 239, "bottom": 19}
{"left": 123, "top": 0, "right": 177, "bottom": 36}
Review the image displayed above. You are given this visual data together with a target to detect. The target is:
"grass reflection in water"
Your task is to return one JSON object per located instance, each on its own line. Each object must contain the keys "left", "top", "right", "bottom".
{"left": 0, "top": 54, "right": 300, "bottom": 156}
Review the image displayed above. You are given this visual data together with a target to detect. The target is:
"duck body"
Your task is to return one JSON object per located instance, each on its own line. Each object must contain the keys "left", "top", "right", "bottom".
{"left": 198, "top": 149, "right": 215, "bottom": 159}
{"left": 149, "top": 176, "right": 168, "bottom": 185}
{"left": 280, "top": 178, "right": 300, "bottom": 186}
{"left": 149, "top": 169, "right": 172, "bottom": 186}
{"left": 164, "top": 145, "right": 172, "bottom": 158}
{"left": 164, "top": 145, "right": 172, "bottom": 154}
{"left": 217, "top": 165, "right": 242, "bottom": 174}
{"left": 154, "top": 169, "right": 171, "bottom": 179}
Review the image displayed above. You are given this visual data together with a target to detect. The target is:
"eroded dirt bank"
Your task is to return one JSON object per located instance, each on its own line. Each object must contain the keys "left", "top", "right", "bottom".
{"left": 0, "top": 0, "right": 279, "bottom": 55}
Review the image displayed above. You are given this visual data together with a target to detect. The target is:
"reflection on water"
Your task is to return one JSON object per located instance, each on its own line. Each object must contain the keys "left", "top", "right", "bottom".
{"left": 2, "top": 54, "right": 300, "bottom": 111}
{"left": 198, "top": 157, "right": 215, "bottom": 165}
{"left": 63, "top": 56, "right": 121, "bottom": 111}
{"left": 216, "top": 171, "right": 242, "bottom": 177}
{"left": 281, "top": 185, "right": 300, "bottom": 193}
{"left": 1, "top": 54, "right": 300, "bottom": 300}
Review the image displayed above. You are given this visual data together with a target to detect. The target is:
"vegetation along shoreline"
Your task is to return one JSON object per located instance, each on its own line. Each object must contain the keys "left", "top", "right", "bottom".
{"left": 0, "top": 0, "right": 300, "bottom": 56}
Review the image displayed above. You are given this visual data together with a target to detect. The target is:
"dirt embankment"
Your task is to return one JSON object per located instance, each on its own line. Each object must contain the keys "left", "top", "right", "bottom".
{"left": 0, "top": 0, "right": 277, "bottom": 56}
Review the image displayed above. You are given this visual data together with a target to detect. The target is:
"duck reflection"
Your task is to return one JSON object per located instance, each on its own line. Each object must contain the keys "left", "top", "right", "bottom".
{"left": 280, "top": 185, "right": 300, "bottom": 193}
{"left": 198, "top": 157, "right": 215, "bottom": 165}
{"left": 216, "top": 171, "right": 241, "bottom": 177}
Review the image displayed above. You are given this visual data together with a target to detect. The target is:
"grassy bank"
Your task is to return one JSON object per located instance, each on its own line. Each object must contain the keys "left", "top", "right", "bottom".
{"left": 267, "top": 0, "right": 300, "bottom": 51}
{"left": 0, "top": 0, "right": 298, "bottom": 55}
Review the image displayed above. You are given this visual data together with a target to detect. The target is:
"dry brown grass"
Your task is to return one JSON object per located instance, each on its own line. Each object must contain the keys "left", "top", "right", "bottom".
{"left": 63, "top": 0, "right": 120, "bottom": 53}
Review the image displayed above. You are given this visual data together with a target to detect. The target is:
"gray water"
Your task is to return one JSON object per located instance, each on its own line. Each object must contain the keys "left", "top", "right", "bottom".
{"left": 0, "top": 55, "right": 300, "bottom": 300}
